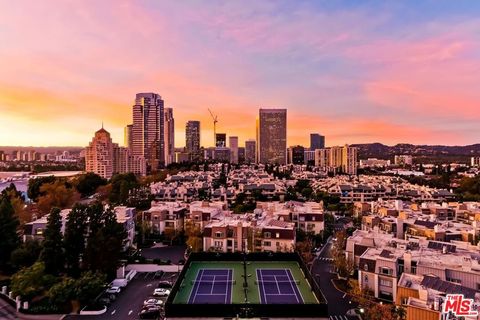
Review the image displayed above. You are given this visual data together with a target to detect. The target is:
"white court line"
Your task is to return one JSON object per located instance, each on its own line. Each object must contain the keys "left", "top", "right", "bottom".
{"left": 273, "top": 275, "right": 281, "bottom": 295}
{"left": 210, "top": 275, "right": 216, "bottom": 294}
{"left": 285, "top": 268, "right": 303, "bottom": 303}
{"left": 257, "top": 269, "right": 267, "bottom": 304}
{"left": 188, "top": 268, "right": 204, "bottom": 304}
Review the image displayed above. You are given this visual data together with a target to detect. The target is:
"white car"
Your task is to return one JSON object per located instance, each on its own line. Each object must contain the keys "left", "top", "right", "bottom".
{"left": 153, "top": 288, "right": 170, "bottom": 297}
{"left": 106, "top": 286, "right": 121, "bottom": 294}
{"left": 144, "top": 298, "right": 163, "bottom": 307}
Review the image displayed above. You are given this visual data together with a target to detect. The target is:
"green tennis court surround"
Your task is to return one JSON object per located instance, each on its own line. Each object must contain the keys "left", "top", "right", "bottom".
{"left": 165, "top": 252, "right": 328, "bottom": 318}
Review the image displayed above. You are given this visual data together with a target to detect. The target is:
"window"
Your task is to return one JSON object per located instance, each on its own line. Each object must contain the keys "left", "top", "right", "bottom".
{"left": 477, "top": 283, "right": 480, "bottom": 291}
{"left": 214, "top": 241, "right": 222, "bottom": 248}
{"left": 215, "top": 231, "right": 223, "bottom": 238}
{"left": 446, "top": 277, "right": 461, "bottom": 284}
{"left": 364, "top": 264, "right": 369, "bottom": 271}
{"left": 263, "top": 241, "right": 271, "bottom": 247}
{"left": 380, "top": 267, "right": 392, "bottom": 275}
{"left": 276, "top": 233, "right": 280, "bottom": 238}
{"left": 264, "top": 232, "right": 271, "bottom": 238}
{"left": 380, "top": 279, "right": 392, "bottom": 287}
{"left": 227, "top": 240, "right": 233, "bottom": 247}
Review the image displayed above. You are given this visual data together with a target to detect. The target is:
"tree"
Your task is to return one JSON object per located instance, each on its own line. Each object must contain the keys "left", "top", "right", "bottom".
{"left": 109, "top": 173, "right": 138, "bottom": 204}
{"left": 40, "top": 207, "right": 65, "bottom": 275}
{"left": 73, "top": 271, "right": 106, "bottom": 306}
{"left": 83, "top": 207, "right": 127, "bottom": 278}
{"left": 37, "top": 180, "right": 80, "bottom": 215}
{"left": 27, "top": 176, "right": 56, "bottom": 201}
{"left": 11, "top": 262, "right": 57, "bottom": 300}
{"left": 74, "top": 173, "right": 107, "bottom": 197}
{"left": 0, "top": 197, "right": 20, "bottom": 271}
{"left": 185, "top": 220, "right": 203, "bottom": 252}
{"left": 47, "top": 277, "right": 76, "bottom": 311}
{"left": 10, "top": 239, "right": 42, "bottom": 270}
{"left": 64, "top": 204, "right": 88, "bottom": 277}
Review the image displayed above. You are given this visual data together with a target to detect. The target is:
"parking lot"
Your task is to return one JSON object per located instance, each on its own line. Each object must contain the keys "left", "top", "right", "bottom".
{"left": 65, "top": 271, "right": 178, "bottom": 320}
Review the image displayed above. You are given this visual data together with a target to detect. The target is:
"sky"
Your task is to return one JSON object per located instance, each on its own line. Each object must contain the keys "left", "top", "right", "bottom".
{"left": 1, "top": 0, "right": 480, "bottom": 147}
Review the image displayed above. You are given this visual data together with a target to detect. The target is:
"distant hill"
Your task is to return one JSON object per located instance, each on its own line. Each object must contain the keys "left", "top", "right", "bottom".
{"left": 351, "top": 143, "right": 480, "bottom": 163}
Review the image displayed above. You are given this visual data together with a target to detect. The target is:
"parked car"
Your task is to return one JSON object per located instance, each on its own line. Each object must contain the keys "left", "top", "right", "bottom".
{"left": 139, "top": 306, "right": 161, "bottom": 319}
{"left": 157, "top": 281, "right": 172, "bottom": 288}
{"left": 153, "top": 288, "right": 170, "bottom": 297}
{"left": 144, "top": 298, "right": 163, "bottom": 307}
{"left": 106, "top": 286, "right": 121, "bottom": 294}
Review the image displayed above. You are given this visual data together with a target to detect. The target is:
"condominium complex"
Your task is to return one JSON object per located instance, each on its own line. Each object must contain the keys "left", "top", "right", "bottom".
{"left": 131, "top": 93, "right": 165, "bottom": 171}
{"left": 85, "top": 127, "right": 146, "bottom": 179}
{"left": 395, "top": 155, "right": 414, "bottom": 166}
{"left": 257, "top": 108, "right": 287, "bottom": 165}
{"left": 314, "top": 145, "right": 358, "bottom": 175}
{"left": 287, "top": 145, "right": 305, "bottom": 165}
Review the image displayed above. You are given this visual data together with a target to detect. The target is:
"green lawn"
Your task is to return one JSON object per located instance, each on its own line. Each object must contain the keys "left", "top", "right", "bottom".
{"left": 173, "top": 260, "right": 319, "bottom": 305}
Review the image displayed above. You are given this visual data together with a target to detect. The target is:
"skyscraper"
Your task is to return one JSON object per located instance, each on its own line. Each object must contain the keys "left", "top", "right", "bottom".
{"left": 257, "top": 108, "right": 287, "bottom": 164}
{"left": 124, "top": 124, "right": 133, "bottom": 149}
{"left": 164, "top": 108, "right": 175, "bottom": 165}
{"left": 131, "top": 92, "right": 165, "bottom": 172}
{"left": 186, "top": 121, "right": 201, "bottom": 160}
{"left": 229, "top": 136, "right": 239, "bottom": 164}
{"left": 245, "top": 139, "right": 256, "bottom": 163}
{"left": 310, "top": 133, "right": 325, "bottom": 150}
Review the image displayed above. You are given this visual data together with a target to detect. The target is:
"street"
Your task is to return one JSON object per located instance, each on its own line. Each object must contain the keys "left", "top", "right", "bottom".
{"left": 311, "top": 239, "right": 359, "bottom": 320}
{"left": 0, "top": 297, "right": 16, "bottom": 320}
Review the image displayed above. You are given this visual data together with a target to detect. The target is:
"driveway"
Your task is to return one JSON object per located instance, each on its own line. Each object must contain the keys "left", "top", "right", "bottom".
{"left": 311, "top": 240, "right": 359, "bottom": 320}
{"left": 140, "top": 245, "right": 186, "bottom": 264}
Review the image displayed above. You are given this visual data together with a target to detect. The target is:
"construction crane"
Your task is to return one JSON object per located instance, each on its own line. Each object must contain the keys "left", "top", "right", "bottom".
{"left": 208, "top": 108, "right": 218, "bottom": 146}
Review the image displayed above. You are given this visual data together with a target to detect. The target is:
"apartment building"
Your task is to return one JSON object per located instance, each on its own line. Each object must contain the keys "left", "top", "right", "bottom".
{"left": 142, "top": 201, "right": 188, "bottom": 236}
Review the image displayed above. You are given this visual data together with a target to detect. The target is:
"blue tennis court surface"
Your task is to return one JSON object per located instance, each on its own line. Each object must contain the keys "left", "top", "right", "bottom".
{"left": 188, "top": 269, "right": 233, "bottom": 304}
{"left": 256, "top": 269, "right": 304, "bottom": 304}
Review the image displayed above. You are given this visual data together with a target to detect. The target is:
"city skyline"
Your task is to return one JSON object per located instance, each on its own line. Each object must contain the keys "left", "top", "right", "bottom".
{"left": 2, "top": 1, "right": 480, "bottom": 147}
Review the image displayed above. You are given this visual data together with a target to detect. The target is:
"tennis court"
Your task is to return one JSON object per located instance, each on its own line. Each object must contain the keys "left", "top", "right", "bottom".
{"left": 256, "top": 268, "right": 304, "bottom": 304}
{"left": 188, "top": 268, "right": 234, "bottom": 304}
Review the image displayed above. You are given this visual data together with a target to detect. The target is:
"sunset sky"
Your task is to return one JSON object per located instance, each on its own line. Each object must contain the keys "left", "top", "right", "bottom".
{"left": 1, "top": 1, "right": 480, "bottom": 147}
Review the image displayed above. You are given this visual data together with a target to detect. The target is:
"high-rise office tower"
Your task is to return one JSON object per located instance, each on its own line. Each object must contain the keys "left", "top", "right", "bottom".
{"left": 229, "top": 136, "right": 239, "bottom": 164}
{"left": 164, "top": 108, "right": 175, "bottom": 165}
{"left": 186, "top": 121, "right": 201, "bottom": 160}
{"left": 245, "top": 139, "right": 256, "bottom": 163}
{"left": 131, "top": 93, "right": 165, "bottom": 172}
{"left": 124, "top": 124, "right": 133, "bottom": 149}
{"left": 310, "top": 133, "right": 325, "bottom": 150}
{"left": 215, "top": 133, "right": 227, "bottom": 147}
{"left": 257, "top": 108, "right": 287, "bottom": 164}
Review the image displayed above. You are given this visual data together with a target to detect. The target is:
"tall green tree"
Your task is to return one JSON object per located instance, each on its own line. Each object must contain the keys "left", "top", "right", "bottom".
{"left": 0, "top": 197, "right": 20, "bottom": 270}
{"left": 64, "top": 204, "right": 88, "bottom": 277}
{"left": 84, "top": 207, "right": 126, "bottom": 278}
{"left": 40, "top": 207, "right": 65, "bottom": 275}
{"left": 27, "top": 176, "right": 56, "bottom": 201}
{"left": 74, "top": 173, "right": 107, "bottom": 197}
{"left": 10, "top": 239, "right": 42, "bottom": 270}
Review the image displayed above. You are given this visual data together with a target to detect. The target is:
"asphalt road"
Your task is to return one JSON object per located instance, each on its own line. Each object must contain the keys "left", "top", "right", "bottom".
{"left": 0, "top": 297, "right": 16, "bottom": 320}
{"left": 65, "top": 272, "right": 178, "bottom": 320}
{"left": 140, "top": 245, "right": 186, "bottom": 264}
{"left": 311, "top": 240, "right": 359, "bottom": 320}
